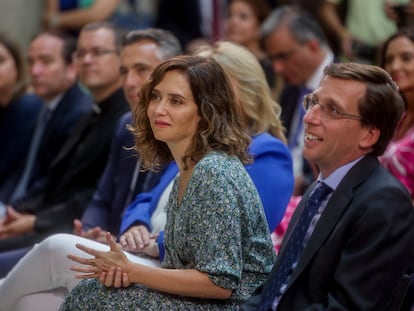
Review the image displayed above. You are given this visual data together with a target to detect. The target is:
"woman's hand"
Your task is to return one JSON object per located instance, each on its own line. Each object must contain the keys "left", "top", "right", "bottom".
{"left": 67, "top": 232, "right": 130, "bottom": 279}
{"left": 98, "top": 267, "right": 131, "bottom": 288}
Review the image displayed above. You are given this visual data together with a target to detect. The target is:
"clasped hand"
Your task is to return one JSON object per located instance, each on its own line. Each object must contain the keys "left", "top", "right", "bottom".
{"left": 0, "top": 206, "right": 35, "bottom": 239}
{"left": 68, "top": 232, "right": 132, "bottom": 288}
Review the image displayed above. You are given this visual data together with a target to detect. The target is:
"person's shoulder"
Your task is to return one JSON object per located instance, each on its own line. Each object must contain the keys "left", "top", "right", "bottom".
{"left": 352, "top": 162, "right": 412, "bottom": 207}
{"left": 194, "top": 151, "right": 247, "bottom": 181}
{"left": 12, "top": 93, "right": 43, "bottom": 115}
{"left": 16, "top": 93, "right": 43, "bottom": 107}
{"left": 250, "top": 132, "right": 289, "bottom": 153}
{"left": 200, "top": 151, "right": 239, "bottom": 165}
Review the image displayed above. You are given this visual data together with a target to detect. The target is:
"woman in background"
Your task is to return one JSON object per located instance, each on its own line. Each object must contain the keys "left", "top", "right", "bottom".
{"left": 381, "top": 27, "right": 414, "bottom": 201}
{"left": 381, "top": 26, "right": 414, "bottom": 311}
{"left": 225, "top": 0, "right": 276, "bottom": 90}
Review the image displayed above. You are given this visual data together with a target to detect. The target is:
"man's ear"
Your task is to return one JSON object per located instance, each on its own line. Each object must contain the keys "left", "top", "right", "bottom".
{"left": 359, "top": 126, "right": 380, "bottom": 150}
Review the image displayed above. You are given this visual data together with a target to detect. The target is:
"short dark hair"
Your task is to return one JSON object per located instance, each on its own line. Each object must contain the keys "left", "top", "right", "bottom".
{"left": 31, "top": 31, "right": 77, "bottom": 65}
{"left": 132, "top": 55, "right": 251, "bottom": 170}
{"left": 122, "top": 28, "right": 182, "bottom": 60}
{"left": 81, "top": 22, "right": 124, "bottom": 51}
{"left": 323, "top": 62, "right": 405, "bottom": 156}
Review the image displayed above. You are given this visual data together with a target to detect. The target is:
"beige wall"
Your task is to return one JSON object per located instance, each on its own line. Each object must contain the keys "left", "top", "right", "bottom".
{"left": 0, "top": 0, "right": 44, "bottom": 52}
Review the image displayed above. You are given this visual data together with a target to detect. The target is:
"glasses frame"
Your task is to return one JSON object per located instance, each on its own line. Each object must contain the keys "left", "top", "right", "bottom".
{"left": 303, "top": 94, "right": 363, "bottom": 121}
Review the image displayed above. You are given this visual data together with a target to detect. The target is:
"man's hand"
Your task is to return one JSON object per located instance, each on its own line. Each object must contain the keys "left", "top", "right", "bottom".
{"left": 0, "top": 207, "right": 36, "bottom": 239}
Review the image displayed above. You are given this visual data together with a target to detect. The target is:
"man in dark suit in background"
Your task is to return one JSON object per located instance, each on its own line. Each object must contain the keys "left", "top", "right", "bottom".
{"left": 0, "top": 22, "right": 128, "bottom": 252}
{"left": 0, "top": 28, "right": 182, "bottom": 283}
{"left": 7, "top": 31, "right": 93, "bottom": 205}
{"left": 241, "top": 62, "right": 414, "bottom": 310}
{"left": 262, "top": 6, "right": 334, "bottom": 195}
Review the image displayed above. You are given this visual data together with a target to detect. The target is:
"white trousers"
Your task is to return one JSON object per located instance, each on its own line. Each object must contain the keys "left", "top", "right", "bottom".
{"left": 0, "top": 233, "right": 160, "bottom": 311}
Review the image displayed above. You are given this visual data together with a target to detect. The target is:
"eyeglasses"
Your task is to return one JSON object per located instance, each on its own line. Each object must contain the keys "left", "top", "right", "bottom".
{"left": 303, "top": 94, "right": 363, "bottom": 121}
{"left": 73, "top": 48, "right": 118, "bottom": 60}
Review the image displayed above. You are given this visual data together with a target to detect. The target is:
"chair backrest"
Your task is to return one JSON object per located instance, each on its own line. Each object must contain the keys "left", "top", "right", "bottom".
{"left": 389, "top": 274, "right": 412, "bottom": 311}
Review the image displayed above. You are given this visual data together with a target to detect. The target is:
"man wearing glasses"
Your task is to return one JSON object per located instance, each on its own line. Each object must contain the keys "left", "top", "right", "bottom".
{"left": 261, "top": 5, "right": 334, "bottom": 196}
{"left": 241, "top": 62, "right": 414, "bottom": 311}
{"left": 0, "top": 22, "right": 128, "bottom": 254}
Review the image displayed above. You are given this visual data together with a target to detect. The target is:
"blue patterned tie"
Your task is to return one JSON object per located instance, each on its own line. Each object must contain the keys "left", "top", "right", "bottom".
{"left": 258, "top": 182, "right": 332, "bottom": 310}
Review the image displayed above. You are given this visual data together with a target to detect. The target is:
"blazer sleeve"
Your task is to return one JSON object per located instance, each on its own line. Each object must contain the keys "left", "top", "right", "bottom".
{"left": 246, "top": 134, "right": 294, "bottom": 231}
{"left": 119, "top": 162, "right": 179, "bottom": 235}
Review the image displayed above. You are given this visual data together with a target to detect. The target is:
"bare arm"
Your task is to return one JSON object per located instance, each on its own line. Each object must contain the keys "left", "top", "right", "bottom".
{"left": 68, "top": 233, "right": 232, "bottom": 300}
{"left": 44, "top": 0, "right": 122, "bottom": 30}
{"left": 320, "top": 1, "right": 354, "bottom": 59}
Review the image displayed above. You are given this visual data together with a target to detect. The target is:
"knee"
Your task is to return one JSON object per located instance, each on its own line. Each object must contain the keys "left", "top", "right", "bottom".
{"left": 38, "top": 234, "right": 74, "bottom": 254}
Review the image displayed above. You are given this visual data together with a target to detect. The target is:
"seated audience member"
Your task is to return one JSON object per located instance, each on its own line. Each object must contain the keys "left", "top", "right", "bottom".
{"left": 380, "top": 27, "right": 414, "bottom": 201}
{"left": 0, "top": 163, "right": 178, "bottom": 311}
{"left": 0, "top": 22, "right": 128, "bottom": 253}
{"left": 225, "top": 0, "right": 275, "bottom": 90}
{"left": 60, "top": 55, "right": 276, "bottom": 310}
{"left": 0, "top": 34, "right": 42, "bottom": 202}
{"left": 380, "top": 27, "right": 414, "bottom": 311}
{"left": 0, "top": 38, "right": 293, "bottom": 310}
{"left": 261, "top": 5, "right": 334, "bottom": 195}
{"left": 8, "top": 31, "right": 93, "bottom": 205}
{"left": 240, "top": 62, "right": 414, "bottom": 311}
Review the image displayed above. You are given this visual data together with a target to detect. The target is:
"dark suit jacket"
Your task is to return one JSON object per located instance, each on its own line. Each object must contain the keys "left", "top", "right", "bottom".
{"left": 241, "top": 154, "right": 414, "bottom": 310}
{"left": 10, "top": 83, "right": 93, "bottom": 204}
{"left": 81, "top": 112, "right": 165, "bottom": 235}
{"left": 0, "top": 94, "right": 42, "bottom": 201}
{"left": 2, "top": 89, "right": 128, "bottom": 252}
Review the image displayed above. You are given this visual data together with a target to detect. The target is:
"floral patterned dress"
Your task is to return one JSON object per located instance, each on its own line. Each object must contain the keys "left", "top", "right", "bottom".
{"left": 60, "top": 152, "right": 276, "bottom": 311}
{"left": 380, "top": 117, "right": 414, "bottom": 198}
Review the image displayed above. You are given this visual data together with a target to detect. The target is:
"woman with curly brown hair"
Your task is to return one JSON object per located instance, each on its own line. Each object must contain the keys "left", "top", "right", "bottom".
{"left": 60, "top": 55, "right": 276, "bottom": 310}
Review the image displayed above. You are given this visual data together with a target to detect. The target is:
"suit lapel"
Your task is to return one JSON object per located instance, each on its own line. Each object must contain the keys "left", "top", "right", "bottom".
{"left": 286, "top": 155, "right": 380, "bottom": 287}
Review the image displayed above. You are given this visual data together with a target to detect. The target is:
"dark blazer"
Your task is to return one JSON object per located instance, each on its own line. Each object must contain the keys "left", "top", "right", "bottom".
{"left": 1, "top": 89, "right": 129, "bottom": 252}
{"left": 81, "top": 112, "right": 165, "bottom": 235}
{"left": 0, "top": 94, "right": 42, "bottom": 201}
{"left": 241, "top": 154, "right": 414, "bottom": 310}
{"left": 11, "top": 83, "right": 93, "bottom": 204}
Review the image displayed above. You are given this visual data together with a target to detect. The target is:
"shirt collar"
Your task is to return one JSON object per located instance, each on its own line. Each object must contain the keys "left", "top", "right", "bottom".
{"left": 318, "top": 155, "right": 364, "bottom": 191}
